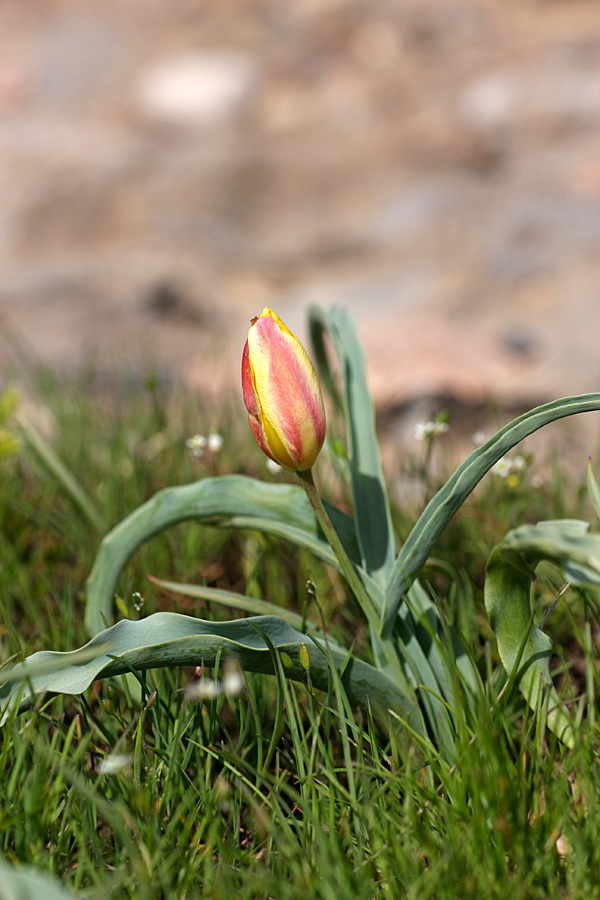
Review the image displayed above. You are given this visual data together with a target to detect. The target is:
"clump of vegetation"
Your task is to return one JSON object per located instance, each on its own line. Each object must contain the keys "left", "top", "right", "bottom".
{"left": 2, "top": 307, "right": 600, "bottom": 899}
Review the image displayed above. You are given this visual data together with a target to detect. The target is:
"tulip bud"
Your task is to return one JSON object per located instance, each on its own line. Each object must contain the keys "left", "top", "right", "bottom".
{"left": 242, "top": 308, "right": 326, "bottom": 472}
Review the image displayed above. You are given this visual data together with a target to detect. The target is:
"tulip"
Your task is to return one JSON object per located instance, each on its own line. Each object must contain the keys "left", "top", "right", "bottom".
{"left": 242, "top": 308, "right": 326, "bottom": 472}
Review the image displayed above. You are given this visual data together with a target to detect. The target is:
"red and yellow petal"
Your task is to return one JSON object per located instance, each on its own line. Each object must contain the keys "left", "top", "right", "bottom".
{"left": 242, "top": 308, "right": 326, "bottom": 471}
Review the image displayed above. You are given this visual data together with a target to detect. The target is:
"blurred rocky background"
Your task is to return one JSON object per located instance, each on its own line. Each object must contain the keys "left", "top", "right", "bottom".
{"left": 1, "top": 0, "right": 600, "bottom": 453}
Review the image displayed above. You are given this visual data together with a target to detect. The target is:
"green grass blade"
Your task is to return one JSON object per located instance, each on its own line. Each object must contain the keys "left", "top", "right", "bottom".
{"left": 147, "top": 575, "right": 335, "bottom": 641}
{"left": 16, "top": 416, "right": 105, "bottom": 534}
{"left": 85, "top": 475, "right": 362, "bottom": 635}
{"left": 0, "top": 612, "right": 412, "bottom": 724}
{"left": 383, "top": 393, "right": 600, "bottom": 636}
{"left": 587, "top": 458, "right": 600, "bottom": 524}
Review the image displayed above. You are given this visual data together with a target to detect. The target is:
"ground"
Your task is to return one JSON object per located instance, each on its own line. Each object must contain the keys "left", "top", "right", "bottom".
{"left": 1, "top": 0, "right": 599, "bottom": 452}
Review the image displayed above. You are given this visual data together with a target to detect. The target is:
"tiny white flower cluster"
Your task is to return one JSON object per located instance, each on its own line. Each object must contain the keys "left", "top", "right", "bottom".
{"left": 186, "top": 431, "right": 223, "bottom": 459}
{"left": 97, "top": 752, "right": 134, "bottom": 774}
{"left": 185, "top": 661, "right": 245, "bottom": 701}
{"left": 266, "top": 458, "right": 282, "bottom": 474}
{"left": 492, "top": 455, "right": 527, "bottom": 478}
{"left": 414, "top": 420, "right": 450, "bottom": 441}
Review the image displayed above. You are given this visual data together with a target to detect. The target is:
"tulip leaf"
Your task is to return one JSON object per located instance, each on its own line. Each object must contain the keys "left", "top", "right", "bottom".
{"left": 307, "top": 306, "right": 343, "bottom": 411}
{"left": 485, "top": 518, "right": 600, "bottom": 747}
{"left": 382, "top": 393, "right": 600, "bottom": 636}
{"left": 385, "top": 580, "right": 482, "bottom": 757}
{"left": 309, "top": 304, "right": 481, "bottom": 756}
{"left": 0, "top": 855, "right": 81, "bottom": 900}
{"left": 309, "top": 305, "right": 396, "bottom": 591}
{"left": 85, "top": 476, "right": 362, "bottom": 636}
{"left": 0, "top": 613, "right": 412, "bottom": 724}
{"left": 393, "top": 583, "right": 457, "bottom": 753}
{"left": 0, "top": 642, "right": 111, "bottom": 688}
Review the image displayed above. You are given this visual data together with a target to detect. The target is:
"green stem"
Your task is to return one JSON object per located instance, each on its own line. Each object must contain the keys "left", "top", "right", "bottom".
{"left": 298, "top": 468, "right": 415, "bottom": 700}
{"left": 297, "top": 469, "right": 380, "bottom": 632}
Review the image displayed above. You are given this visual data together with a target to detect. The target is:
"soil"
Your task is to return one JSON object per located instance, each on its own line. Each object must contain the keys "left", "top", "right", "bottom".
{"left": 1, "top": 0, "right": 600, "bottom": 456}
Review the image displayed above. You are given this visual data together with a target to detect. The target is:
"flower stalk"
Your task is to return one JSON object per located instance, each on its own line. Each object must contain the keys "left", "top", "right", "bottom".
{"left": 297, "top": 468, "right": 380, "bottom": 631}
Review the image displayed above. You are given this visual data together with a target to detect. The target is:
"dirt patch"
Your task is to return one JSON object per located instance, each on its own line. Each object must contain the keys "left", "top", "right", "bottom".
{"left": 1, "top": 0, "right": 599, "bottom": 455}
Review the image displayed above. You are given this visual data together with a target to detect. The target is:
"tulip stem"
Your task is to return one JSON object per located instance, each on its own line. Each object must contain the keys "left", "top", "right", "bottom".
{"left": 297, "top": 468, "right": 380, "bottom": 630}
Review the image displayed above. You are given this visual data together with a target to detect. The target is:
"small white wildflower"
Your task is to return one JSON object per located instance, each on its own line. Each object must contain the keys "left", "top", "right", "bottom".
{"left": 223, "top": 657, "right": 245, "bottom": 697}
{"left": 472, "top": 430, "right": 487, "bottom": 446}
{"left": 492, "top": 457, "right": 512, "bottom": 477}
{"left": 266, "top": 458, "right": 282, "bottom": 474}
{"left": 222, "top": 669, "right": 244, "bottom": 697}
{"left": 98, "top": 752, "right": 134, "bottom": 774}
{"left": 492, "top": 454, "right": 529, "bottom": 478}
{"left": 415, "top": 420, "right": 448, "bottom": 441}
{"left": 186, "top": 659, "right": 244, "bottom": 701}
{"left": 207, "top": 432, "right": 223, "bottom": 453}
{"left": 185, "top": 678, "right": 221, "bottom": 700}
{"left": 186, "top": 434, "right": 207, "bottom": 458}
{"left": 415, "top": 421, "right": 433, "bottom": 441}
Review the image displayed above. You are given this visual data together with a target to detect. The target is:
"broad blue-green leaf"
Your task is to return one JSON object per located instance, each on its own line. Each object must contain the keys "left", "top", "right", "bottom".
{"left": 0, "top": 855, "right": 81, "bottom": 900}
{"left": 308, "top": 305, "right": 400, "bottom": 713}
{"left": 308, "top": 304, "right": 479, "bottom": 754}
{"left": 403, "top": 581, "right": 482, "bottom": 702}
{"left": 485, "top": 519, "right": 600, "bottom": 747}
{"left": 85, "top": 476, "right": 362, "bottom": 635}
{"left": 0, "top": 642, "right": 110, "bottom": 688}
{"left": 383, "top": 393, "right": 600, "bottom": 636}
{"left": 309, "top": 304, "right": 396, "bottom": 591}
{"left": 385, "top": 581, "right": 482, "bottom": 758}
{"left": 392, "top": 582, "right": 456, "bottom": 754}
{"left": 0, "top": 613, "right": 411, "bottom": 724}
{"left": 307, "top": 306, "right": 343, "bottom": 411}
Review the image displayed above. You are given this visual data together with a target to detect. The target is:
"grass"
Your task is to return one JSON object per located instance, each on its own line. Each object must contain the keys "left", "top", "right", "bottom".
{"left": 1, "top": 367, "right": 600, "bottom": 898}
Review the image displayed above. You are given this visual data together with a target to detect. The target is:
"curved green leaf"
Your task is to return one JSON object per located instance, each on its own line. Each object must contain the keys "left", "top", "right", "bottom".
{"left": 383, "top": 393, "right": 600, "bottom": 636}
{"left": 484, "top": 519, "right": 600, "bottom": 747}
{"left": 85, "top": 476, "right": 362, "bottom": 636}
{"left": 308, "top": 304, "right": 403, "bottom": 724}
{"left": 307, "top": 306, "right": 343, "bottom": 411}
{"left": 393, "top": 583, "right": 456, "bottom": 753}
{"left": 309, "top": 304, "right": 395, "bottom": 590}
{"left": 0, "top": 855, "right": 81, "bottom": 900}
{"left": 0, "top": 613, "right": 411, "bottom": 724}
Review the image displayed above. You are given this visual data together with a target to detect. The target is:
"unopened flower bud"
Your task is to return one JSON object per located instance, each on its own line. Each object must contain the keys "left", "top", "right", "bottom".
{"left": 242, "top": 308, "right": 326, "bottom": 472}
